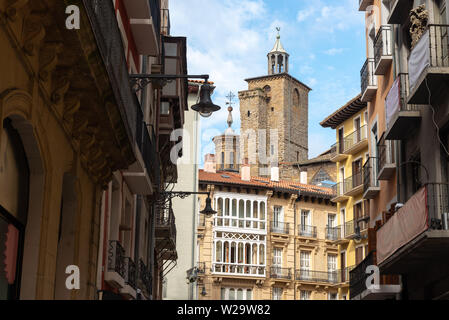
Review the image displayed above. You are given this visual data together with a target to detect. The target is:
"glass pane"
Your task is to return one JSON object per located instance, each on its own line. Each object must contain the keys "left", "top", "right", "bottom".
{"left": 246, "top": 289, "right": 252, "bottom": 300}
{"left": 229, "top": 289, "right": 235, "bottom": 300}
{"left": 237, "top": 289, "right": 243, "bottom": 300}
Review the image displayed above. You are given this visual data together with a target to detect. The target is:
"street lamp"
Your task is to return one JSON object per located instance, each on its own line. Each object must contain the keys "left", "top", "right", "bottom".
{"left": 130, "top": 74, "right": 221, "bottom": 117}
{"left": 158, "top": 191, "right": 217, "bottom": 217}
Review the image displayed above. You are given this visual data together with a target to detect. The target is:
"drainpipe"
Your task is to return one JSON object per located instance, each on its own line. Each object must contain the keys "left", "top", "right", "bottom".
{"left": 294, "top": 192, "right": 299, "bottom": 300}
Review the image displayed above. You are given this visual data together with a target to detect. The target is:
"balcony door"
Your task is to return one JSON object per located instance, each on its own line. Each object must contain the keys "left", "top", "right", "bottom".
{"left": 328, "top": 254, "right": 337, "bottom": 282}
{"left": 300, "top": 210, "right": 311, "bottom": 235}
{"left": 338, "top": 127, "right": 344, "bottom": 153}
{"left": 300, "top": 251, "right": 311, "bottom": 280}
{"left": 273, "top": 206, "right": 283, "bottom": 232}
{"left": 327, "top": 214, "right": 337, "bottom": 240}
{"left": 354, "top": 117, "right": 361, "bottom": 143}
{"left": 340, "top": 251, "right": 346, "bottom": 282}
{"left": 353, "top": 159, "right": 362, "bottom": 187}
{"left": 272, "top": 248, "right": 282, "bottom": 276}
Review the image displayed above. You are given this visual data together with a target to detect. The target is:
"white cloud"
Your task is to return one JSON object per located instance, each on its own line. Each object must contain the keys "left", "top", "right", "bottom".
{"left": 297, "top": 7, "right": 315, "bottom": 22}
{"left": 324, "top": 48, "right": 345, "bottom": 55}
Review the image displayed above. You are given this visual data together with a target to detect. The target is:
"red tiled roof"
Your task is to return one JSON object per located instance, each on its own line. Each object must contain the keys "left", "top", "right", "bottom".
{"left": 198, "top": 170, "right": 334, "bottom": 197}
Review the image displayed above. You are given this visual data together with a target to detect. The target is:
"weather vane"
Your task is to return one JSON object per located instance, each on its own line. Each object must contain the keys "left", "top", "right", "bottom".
{"left": 225, "top": 91, "right": 235, "bottom": 108}
{"left": 225, "top": 92, "right": 235, "bottom": 129}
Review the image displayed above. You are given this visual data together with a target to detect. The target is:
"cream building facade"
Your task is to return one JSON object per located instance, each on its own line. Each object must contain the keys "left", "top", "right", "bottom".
{"left": 196, "top": 163, "right": 347, "bottom": 300}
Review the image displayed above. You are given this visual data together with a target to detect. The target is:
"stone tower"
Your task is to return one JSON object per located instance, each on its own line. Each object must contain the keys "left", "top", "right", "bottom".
{"left": 238, "top": 29, "right": 311, "bottom": 178}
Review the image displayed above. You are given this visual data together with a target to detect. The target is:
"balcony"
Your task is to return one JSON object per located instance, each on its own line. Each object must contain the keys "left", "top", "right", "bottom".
{"left": 374, "top": 26, "right": 393, "bottom": 75}
{"left": 298, "top": 225, "right": 317, "bottom": 238}
{"left": 344, "top": 172, "right": 364, "bottom": 197}
{"left": 377, "top": 183, "right": 449, "bottom": 275}
{"left": 122, "top": 0, "right": 160, "bottom": 55}
{"left": 385, "top": 73, "right": 421, "bottom": 140}
{"left": 325, "top": 226, "right": 342, "bottom": 241}
{"left": 344, "top": 125, "right": 368, "bottom": 155}
{"left": 363, "top": 157, "right": 380, "bottom": 199}
{"left": 155, "top": 201, "right": 177, "bottom": 259}
{"left": 388, "top": 0, "right": 414, "bottom": 24}
{"left": 120, "top": 257, "right": 137, "bottom": 299}
{"left": 138, "top": 259, "right": 152, "bottom": 297}
{"left": 331, "top": 182, "right": 349, "bottom": 203}
{"left": 377, "top": 137, "right": 396, "bottom": 180}
{"left": 271, "top": 222, "right": 290, "bottom": 235}
{"left": 408, "top": 25, "right": 449, "bottom": 104}
{"left": 359, "top": 0, "right": 374, "bottom": 11}
{"left": 350, "top": 251, "right": 401, "bottom": 300}
{"left": 270, "top": 267, "right": 292, "bottom": 280}
{"left": 105, "top": 240, "right": 126, "bottom": 288}
{"left": 361, "top": 58, "right": 378, "bottom": 102}
{"left": 123, "top": 106, "right": 158, "bottom": 195}
{"left": 296, "top": 269, "right": 339, "bottom": 284}
{"left": 338, "top": 266, "right": 355, "bottom": 283}
{"left": 343, "top": 219, "right": 356, "bottom": 239}
{"left": 213, "top": 263, "right": 266, "bottom": 277}
{"left": 330, "top": 141, "right": 349, "bottom": 162}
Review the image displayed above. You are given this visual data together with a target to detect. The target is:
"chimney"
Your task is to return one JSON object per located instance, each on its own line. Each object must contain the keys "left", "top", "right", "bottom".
{"left": 241, "top": 158, "right": 251, "bottom": 181}
{"left": 271, "top": 166, "right": 279, "bottom": 182}
{"left": 300, "top": 171, "right": 308, "bottom": 184}
{"left": 204, "top": 154, "right": 216, "bottom": 173}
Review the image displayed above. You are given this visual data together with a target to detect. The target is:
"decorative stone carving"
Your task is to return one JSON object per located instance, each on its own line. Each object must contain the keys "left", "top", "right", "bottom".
{"left": 6, "top": 0, "right": 29, "bottom": 21}
{"left": 22, "top": 14, "right": 46, "bottom": 56}
{"left": 39, "top": 42, "right": 63, "bottom": 81}
{"left": 409, "top": 4, "right": 429, "bottom": 49}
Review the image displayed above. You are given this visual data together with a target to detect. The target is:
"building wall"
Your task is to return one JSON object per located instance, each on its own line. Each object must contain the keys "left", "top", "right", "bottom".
{"left": 196, "top": 184, "right": 340, "bottom": 300}
{"left": 333, "top": 109, "right": 369, "bottom": 299}
{"left": 165, "top": 86, "right": 201, "bottom": 300}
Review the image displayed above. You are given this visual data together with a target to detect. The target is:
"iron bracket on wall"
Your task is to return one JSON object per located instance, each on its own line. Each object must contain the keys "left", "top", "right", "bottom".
{"left": 130, "top": 74, "right": 209, "bottom": 92}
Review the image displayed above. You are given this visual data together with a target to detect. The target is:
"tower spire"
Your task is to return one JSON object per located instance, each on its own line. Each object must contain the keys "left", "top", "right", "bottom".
{"left": 268, "top": 27, "right": 289, "bottom": 75}
{"left": 225, "top": 92, "right": 235, "bottom": 135}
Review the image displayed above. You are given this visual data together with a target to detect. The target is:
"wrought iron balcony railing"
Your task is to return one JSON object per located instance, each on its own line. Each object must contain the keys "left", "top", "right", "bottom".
{"left": 332, "top": 182, "right": 347, "bottom": 199}
{"left": 270, "top": 267, "right": 292, "bottom": 280}
{"left": 108, "top": 240, "right": 126, "bottom": 278}
{"left": 344, "top": 125, "right": 367, "bottom": 152}
{"left": 271, "top": 221, "right": 290, "bottom": 235}
{"left": 298, "top": 225, "right": 317, "bottom": 238}
{"left": 123, "top": 257, "right": 137, "bottom": 290}
{"left": 136, "top": 104, "right": 159, "bottom": 184}
{"left": 363, "top": 157, "right": 379, "bottom": 197}
{"left": 374, "top": 25, "right": 393, "bottom": 73}
{"left": 344, "top": 172, "right": 363, "bottom": 194}
{"left": 83, "top": 0, "right": 139, "bottom": 145}
{"left": 325, "top": 226, "right": 341, "bottom": 241}
{"left": 139, "top": 259, "right": 152, "bottom": 295}
{"left": 349, "top": 251, "right": 374, "bottom": 299}
{"left": 360, "top": 58, "right": 377, "bottom": 101}
{"left": 296, "top": 269, "right": 339, "bottom": 284}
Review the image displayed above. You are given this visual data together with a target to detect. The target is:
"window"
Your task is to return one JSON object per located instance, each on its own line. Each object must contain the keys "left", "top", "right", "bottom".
{"left": 293, "top": 89, "right": 300, "bottom": 107}
{"left": 273, "top": 206, "right": 283, "bottom": 231}
{"left": 328, "top": 255, "right": 338, "bottom": 282}
{"left": 300, "top": 251, "right": 311, "bottom": 280}
{"left": 328, "top": 293, "right": 338, "bottom": 300}
{"left": 356, "top": 246, "right": 364, "bottom": 265}
{"left": 300, "top": 290, "right": 311, "bottom": 300}
{"left": 273, "top": 248, "right": 282, "bottom": 267}
{"left": 220, "top": 287, "right": 253, "bottom": 300}
{"left": 161, "top": 101, "right": 170, "bottom": 115}
{"left": 273, "top": 287, "right": 283, "bottom": 300}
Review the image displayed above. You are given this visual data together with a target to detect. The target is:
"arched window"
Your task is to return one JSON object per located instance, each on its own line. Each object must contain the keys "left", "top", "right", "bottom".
{"left": 216, "top": 242, "right": 222, "bottom": 262}
{"left": 293, "top": 88, "right": 300, "bottom": 108}
{"left": 263, "top": 85, "right": 271, "bottom": 94}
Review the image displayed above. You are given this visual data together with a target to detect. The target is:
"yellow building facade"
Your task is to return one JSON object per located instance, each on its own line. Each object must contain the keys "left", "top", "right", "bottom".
{"left": 321, "top": 95, "right": 370, "bottom": 300}
{"left": 194, "top": 163, "right": 352, "bottom": 300}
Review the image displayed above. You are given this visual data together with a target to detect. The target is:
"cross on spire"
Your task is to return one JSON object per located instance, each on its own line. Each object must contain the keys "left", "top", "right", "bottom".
{"left": 225, "top": 92, "right": 235, "bottom": 129}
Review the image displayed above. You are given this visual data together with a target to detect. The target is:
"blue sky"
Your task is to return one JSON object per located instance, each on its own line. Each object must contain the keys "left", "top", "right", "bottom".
{"left": 170, "top": 0, "right": 367, "bottom": 164}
